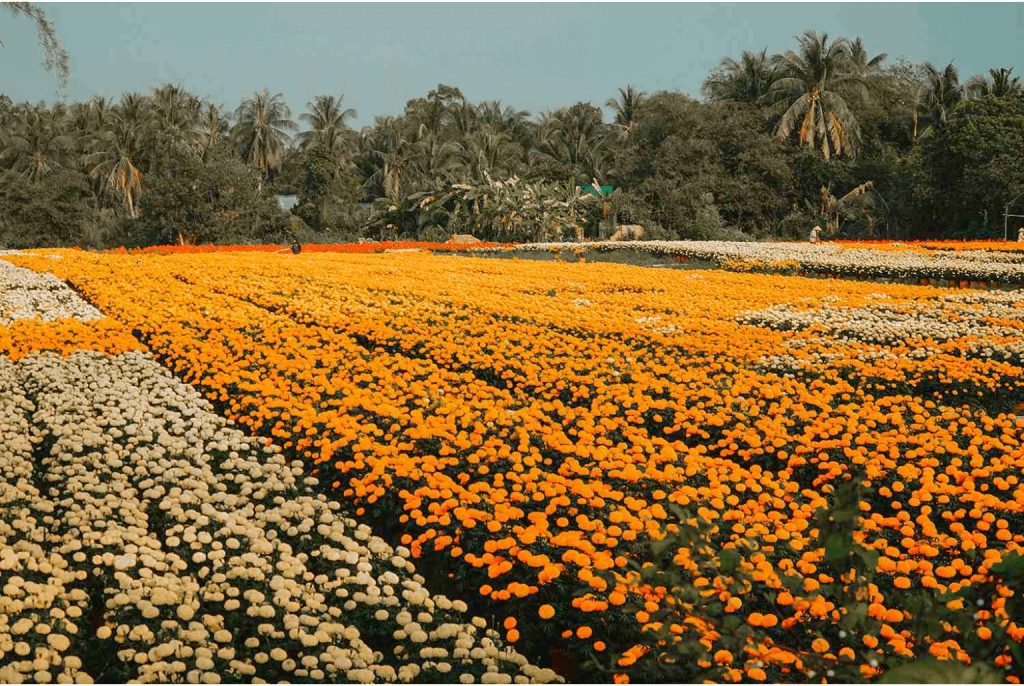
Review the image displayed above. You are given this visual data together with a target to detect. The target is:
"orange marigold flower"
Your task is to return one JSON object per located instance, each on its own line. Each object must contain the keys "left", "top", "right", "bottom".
{"left": 747, "top": 667, "right": 767, "bottom": 681}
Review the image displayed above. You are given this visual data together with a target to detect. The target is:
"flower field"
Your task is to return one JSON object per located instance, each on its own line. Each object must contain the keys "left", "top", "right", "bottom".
{"left": 0, "top": 260, "right": 555, "bottom": 684}
{"left": 3, "top": 246, "right": 1024, "bottom": 683}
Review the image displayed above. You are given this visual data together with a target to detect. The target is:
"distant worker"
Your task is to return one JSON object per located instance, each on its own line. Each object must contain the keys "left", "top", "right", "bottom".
{"left": 1018, "top": 226, "right": 1024, "bottom": 242}
{"left": 810, "top": 226, "right": 823, "bottom": 243}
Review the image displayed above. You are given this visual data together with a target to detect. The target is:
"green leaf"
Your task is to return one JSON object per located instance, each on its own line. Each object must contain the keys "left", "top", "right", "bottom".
{"left": 854, "top": 546, "right": 879, "bottom": 570}
{"left": 824, "top": 531, "right": 852, "bottom": 562}
{"left": 721, "top": 614, "right": 742, "bottom": 632}
{"left": 990, "top": 552, "right": 1024, "bottom": 579}
{"left": 880, "top": 658, "right": 1003, "bottom": 684}
{"left": 719, "top": 548, "right": 740, "bottom": 573}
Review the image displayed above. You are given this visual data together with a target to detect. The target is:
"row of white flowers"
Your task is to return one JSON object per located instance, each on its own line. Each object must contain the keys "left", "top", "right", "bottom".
{"left": 0, "top": 260, "right": 102, "bottom": 325}
{"left": 738, "top": 290, "right": 1024, "bottom": 384}
{"left": 738, "top": 290, "right": 1024, "bottom": 346}
{"left": 480, "top": 241, "right": 1024, "bottom": 284}
{"left": 0, "top": 356, "right": 93, "bottom": 684}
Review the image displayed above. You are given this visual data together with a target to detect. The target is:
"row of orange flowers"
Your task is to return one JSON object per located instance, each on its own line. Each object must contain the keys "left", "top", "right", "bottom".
{"left": 0, "top": 317, "right": 142, "bottom": 359}
{"left": 8, "top": 250, "right": 1024, "bottom": 681}
{"left": 102, "top": 240, "right": 505, "bottom": 255}
{"left": 835, "top": 239, "right": 1024, "bottom": 253}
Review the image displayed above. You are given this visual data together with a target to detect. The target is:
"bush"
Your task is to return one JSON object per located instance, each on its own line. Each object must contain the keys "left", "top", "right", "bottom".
{"left": 417, "top": 225, "right": 450, "bottom": 243}
{"left": 0, "top": 170, "right": 91, "bottom": 248}
{"left": 134, "top": 150, "right": 287, "bottom": 246}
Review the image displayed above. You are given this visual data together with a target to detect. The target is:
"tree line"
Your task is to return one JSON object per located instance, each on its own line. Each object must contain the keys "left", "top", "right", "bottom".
{"left": 3, "top": 23, "right": 1024, "bottom": 247}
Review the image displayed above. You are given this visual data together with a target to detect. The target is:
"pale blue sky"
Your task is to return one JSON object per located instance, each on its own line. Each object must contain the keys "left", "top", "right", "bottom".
{"left": 2, "top": 3, "right": 1023, "bottom": 126}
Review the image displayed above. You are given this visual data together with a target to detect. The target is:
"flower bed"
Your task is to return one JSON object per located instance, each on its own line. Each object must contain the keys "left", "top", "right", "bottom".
{"left": 0, "top": 258, "right": 556, "bottom": 684}
{"left": 1, "top": 261, "right": 102, "bottom": 324}
{"left": 7, "top": 250, "right": 1024, "bottom": 682}
{"left": 478, "top": 240, "right": 1024, "bottom": 286}
{"left": 103, "top": 241, "right": 506, "bottom": 256}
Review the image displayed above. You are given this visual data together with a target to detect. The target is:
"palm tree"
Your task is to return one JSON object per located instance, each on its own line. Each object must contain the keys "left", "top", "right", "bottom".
{"left": 769, "top": 31, "right": 861, "bottom": 159}
{"left": 87, "top": 124, "right": 144, "bottom": 218}
{"left": 606, "top": 85, "right": 646, "bottom": 137}
{"left": 86, "top": 95, "right": 150, "bottom": 217}
{"left": 232, "top": 89, "right": 296, "bottom": 180}
{"left": 194, "top": 103, "right": 227, "bottom": 161}
{"left": 451, "top": 96, "right": 477, "bottom": 137}
{"left": 530, "top": 103, "right": 612, "bottom": 184}
{"left": 848, "top": 38, "right": 887, "bottom": 73}
{"left": 460, "top": 127, "right": 523, "bottom": 181}
{"left": 298, "top": 94, "right": 356, "bottom": 153}
{"left": 703, "top": 49, "right": 782, "bottom": 103}
{"left": 0, "top": 105, "right": 71, "bottom": 182}
{"left": 476, "top": 100, "right": 531, "bottom": 150}
{"left": 409, "top": 125, "right": 462, "bottom": 185}
{"left": 145, "top": 83, "right": 202, "bottom": 169}
{"left": 63, "top": 96, "right": 114, "bottom": 204}
{"left": 114, "top": 92, "right": 148, "bottom": 131}
{"left": 148, "top": 83, "right": 201, "bottom": 132}
{"left": 847, "top": 37, "right": 887, "bottom": 103}
{"left": 2, "top": 2, "right": 69, "bottom": 88}
{"left": 406, "top": 84, "right": 465, "bottom": 137}
{"left": 357, "top": 118, "right": 415, "bottom": 202}
{"left": 475, "top": 100, "right": 529, "bottom": 130}
{"left": 916, "top": 62, "right": 962, "bottom": 139}
{"left": 966, "top": 67, "right": 1023, "bottom": 99}
{"left": 85, "top": 95, "right": 115, "bottom": 132}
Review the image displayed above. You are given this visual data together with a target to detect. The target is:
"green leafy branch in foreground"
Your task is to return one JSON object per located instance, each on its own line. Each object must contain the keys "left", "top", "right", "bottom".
{"left": 594, "top": 476, "right": 1024, "bottom": 684}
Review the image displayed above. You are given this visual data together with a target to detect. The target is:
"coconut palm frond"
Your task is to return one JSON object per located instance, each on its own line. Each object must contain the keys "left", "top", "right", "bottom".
{"left": 775, "top": 93, "right": 812, "bottom": 140}
{"left": 838, "top": 180, "right": 874, "bottom": 205}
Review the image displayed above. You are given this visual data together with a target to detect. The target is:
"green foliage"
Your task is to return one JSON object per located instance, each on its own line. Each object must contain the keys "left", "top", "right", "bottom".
{"left": 879, "top": 658, "right": 1002, "bottom": 684}
{"left": 916, "top": 96, "right": 1024, "bottom": 233}
{"left": 0, "top": 169, "right": 91, "bottom": 248}
{"left": 134, "top": 144, "right": 287, "bottom": 245}
{"left": 598, "top": 476, "right": 1024, "bottom": 684}
{"left": 417, "top": 225, "right": 450, "bottom": 243}
{"left": 391, "top": 175, "right": 599, "bottom": 242}
{"left": 2, "top": 34, "right": 1024, "bottom": 246}
{"left": 615, "top": 95, "right": 795, "bottom": 237}
{"left": 293, "top": 142, "right": 364, "bottom": 237}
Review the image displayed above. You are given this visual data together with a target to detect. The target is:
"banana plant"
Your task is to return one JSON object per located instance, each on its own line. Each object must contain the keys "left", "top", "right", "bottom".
{"left": 819, "top": 180, "right": 874, "bottom": 233}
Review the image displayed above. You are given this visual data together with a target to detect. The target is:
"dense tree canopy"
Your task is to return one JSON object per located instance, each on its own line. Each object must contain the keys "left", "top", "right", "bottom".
{"left": 3, "top": 25, "right": 1024, "bottom": 247}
